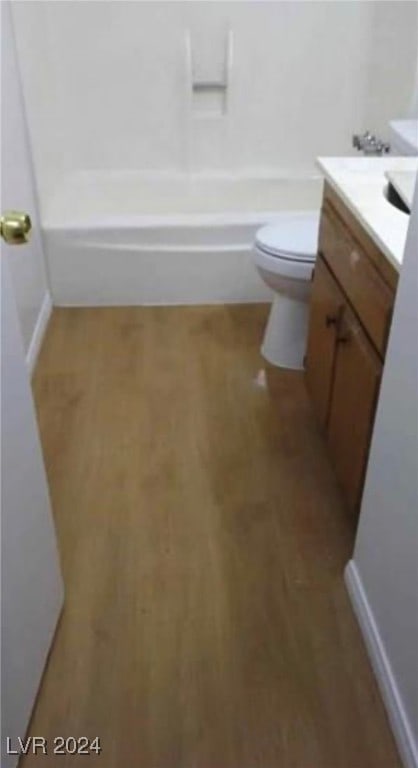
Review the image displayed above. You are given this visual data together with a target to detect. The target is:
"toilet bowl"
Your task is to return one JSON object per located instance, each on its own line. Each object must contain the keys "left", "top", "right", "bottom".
{"left": 253, "top": 212, "right": 320, "bottom": 370}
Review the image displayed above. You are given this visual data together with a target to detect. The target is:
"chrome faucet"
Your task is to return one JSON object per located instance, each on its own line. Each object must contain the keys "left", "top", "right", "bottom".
{"left": 352, "top": 131, "right": 390, "bottom": 156}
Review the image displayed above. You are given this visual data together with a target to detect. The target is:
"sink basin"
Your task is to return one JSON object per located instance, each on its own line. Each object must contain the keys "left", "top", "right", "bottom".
{"left": 383, "top": 182, "right": 410, "bottom": 215}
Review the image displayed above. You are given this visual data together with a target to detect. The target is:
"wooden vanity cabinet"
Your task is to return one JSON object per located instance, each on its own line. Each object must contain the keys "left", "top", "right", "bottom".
{"left": 327, "top": 303, "right": 382, "bottom": 514}
{"left": 305, "top": 257, "right": 344, "bottom": 429}
{"left": 306, "top": 183, "right": 397, "bottom": 522}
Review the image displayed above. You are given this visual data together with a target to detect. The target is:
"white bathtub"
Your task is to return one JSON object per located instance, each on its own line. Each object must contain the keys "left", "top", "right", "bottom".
{"left": 43, "top": 172, "right": 323, "bottom": 305}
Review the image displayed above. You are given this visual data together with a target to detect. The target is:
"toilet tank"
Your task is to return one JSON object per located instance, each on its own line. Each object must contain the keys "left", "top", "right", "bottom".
{"left": 389, "top": 119, "right": 418, "bottom": 156}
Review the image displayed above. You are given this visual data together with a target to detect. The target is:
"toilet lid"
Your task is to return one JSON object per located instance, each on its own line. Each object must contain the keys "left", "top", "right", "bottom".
{"left": 255, "top": 213, "right": 320, "bottom": 261}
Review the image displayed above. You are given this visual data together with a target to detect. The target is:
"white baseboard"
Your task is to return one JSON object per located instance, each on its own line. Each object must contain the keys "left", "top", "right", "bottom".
{"left": 26, "top": 292, "right": 52, "bottom": 376}
{"left": 345, "top": 561, "right": 418, "bottom": 768}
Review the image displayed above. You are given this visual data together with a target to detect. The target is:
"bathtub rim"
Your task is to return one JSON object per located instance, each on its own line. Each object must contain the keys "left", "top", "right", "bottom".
{"left": 42, "top": 170, "right": 324, "bottom": 229}
{"left": 43, "top": 209, "right": 322, "bottom": 232}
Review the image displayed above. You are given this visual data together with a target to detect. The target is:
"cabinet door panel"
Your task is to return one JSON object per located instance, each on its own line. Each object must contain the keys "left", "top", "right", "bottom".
{"left": 305, "top": 257, "right": 344, "bottom": 428}
{"left": 319, "top": 202, "right": 394, "bottom": 356}
{"left": 327, "top": 306, "right": 382, "bottom": 517}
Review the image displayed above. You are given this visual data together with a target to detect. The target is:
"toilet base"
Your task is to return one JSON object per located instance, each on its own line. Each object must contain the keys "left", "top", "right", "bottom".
{"left": 261, "top": 293, "right": 309, "bottom": 370}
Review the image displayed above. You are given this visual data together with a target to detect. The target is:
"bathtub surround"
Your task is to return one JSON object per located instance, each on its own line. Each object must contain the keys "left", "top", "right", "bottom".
{"left": 12, "top": 2, "right": 418, "bottom": 209}
{"left": 366, "top": 3, "right": 418, "bottom": 131}
{"left": 185, "top": 26, "right": 234, "bottom": 165}
{"left": 11, "top": 1, "right": 418, "bottom": 306}
{"left": 187, "top": 28, "right": 233, "bottom": 119}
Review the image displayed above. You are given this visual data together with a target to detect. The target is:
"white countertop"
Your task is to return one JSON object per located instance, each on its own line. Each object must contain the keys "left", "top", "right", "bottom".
{"left": 317, "top": 157, "right": 418, "bottom": 271}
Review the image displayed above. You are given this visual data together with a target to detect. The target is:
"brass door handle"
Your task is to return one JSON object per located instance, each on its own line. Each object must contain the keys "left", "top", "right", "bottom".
{"left": 1, "top": 210, "right": 32, "bottom": 245}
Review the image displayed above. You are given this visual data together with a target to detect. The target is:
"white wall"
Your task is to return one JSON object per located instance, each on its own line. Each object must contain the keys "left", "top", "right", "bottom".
{"left": 346, "top": 187, "right": 418, "bottom": 768}
{"left": 365, "top": 1, "right": 418, "bottom": 127}
{"left": 12, "top": 1, "right": 418, "bottom": 219}
{"left": 1, "top": 2, "right": 50, "bottom": 366}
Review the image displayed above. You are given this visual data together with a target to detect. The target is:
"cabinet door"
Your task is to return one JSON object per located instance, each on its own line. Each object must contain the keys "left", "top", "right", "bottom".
{"left": 327, "top": 305, "right": 382, "bottom": 517}
{"left": 319, "top": 202, "right": 394, "bottom": 356}
{"left": 305, "top": 257, "right": 344, "bottom": 428}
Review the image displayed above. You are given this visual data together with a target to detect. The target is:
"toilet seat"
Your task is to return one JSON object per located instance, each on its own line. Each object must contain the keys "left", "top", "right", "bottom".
{"left": 254, "top": 212, "right": 320, "bottom": 280}
{"left": 255, "top": 212, "right": 320, "bottom": 260}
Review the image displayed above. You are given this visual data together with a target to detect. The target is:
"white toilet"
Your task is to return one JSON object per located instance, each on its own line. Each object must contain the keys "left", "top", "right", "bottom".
{"left": 253, "top": 212, "right": 320, "bottom": 370}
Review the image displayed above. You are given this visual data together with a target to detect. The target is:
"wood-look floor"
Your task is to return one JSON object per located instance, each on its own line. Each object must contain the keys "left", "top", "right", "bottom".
{"left": 25, "top": 305, "right": 400, "bottom": 768}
